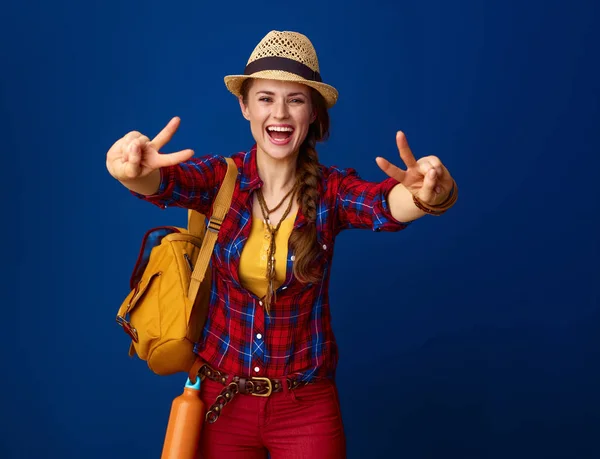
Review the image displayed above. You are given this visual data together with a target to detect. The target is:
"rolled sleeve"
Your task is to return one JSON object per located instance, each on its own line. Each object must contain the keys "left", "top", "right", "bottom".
{"left": 129, "top": 166, "right": 174, "bottom": 209}
{"left": 129, "top": 154, "right": 228, "bottom": 214}
{"left": 333, "top": 167, "right": 411, "bottom": 233}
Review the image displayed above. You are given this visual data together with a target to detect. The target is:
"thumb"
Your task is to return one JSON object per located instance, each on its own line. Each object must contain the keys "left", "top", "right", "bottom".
{"left": 123, "top": 160, "right": 142, "bottom": 179}
{"left": 120, "top": 139, "right": 144, "bottom": 179}
{"left": 418, "top": 169, "right": 438, "bottom": 203}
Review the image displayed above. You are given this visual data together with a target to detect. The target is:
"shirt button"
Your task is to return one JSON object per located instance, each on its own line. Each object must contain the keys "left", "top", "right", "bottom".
{"left": 291, "top": 255, "right": 295, "bottom": 261}
{"left": 256, "top": 333, "right": 262, "bottom": 339}
{"left": 259, "top": 301, "right": 263, "bottom": 306}
{"left": 254, "top": 366, "right": 260, "bottom": 373}
{"left": 322, "top": 244, "right": 327, "bottom": 250}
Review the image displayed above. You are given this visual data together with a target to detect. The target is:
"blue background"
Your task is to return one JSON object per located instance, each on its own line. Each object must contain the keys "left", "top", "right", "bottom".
{"left": 2, "top": 0, "right": 599, "bottom": 458}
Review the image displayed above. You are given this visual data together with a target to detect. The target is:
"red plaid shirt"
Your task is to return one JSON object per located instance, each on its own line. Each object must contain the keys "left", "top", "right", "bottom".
{"left": 131, "top": 145, "right": 410, "bottom": 382}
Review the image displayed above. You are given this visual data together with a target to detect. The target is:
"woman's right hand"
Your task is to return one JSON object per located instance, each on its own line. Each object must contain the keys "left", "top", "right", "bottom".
{"left": 106, "top": 116, "right": 194, "bottom": 182}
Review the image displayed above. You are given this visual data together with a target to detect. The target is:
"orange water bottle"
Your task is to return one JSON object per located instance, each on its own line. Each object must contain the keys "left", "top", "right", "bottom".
{"left": 161, "top": 376, "right": 205, "bottom": 459}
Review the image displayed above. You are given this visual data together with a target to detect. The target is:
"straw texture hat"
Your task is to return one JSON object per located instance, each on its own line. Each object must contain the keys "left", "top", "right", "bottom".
{"left": 224, "top": 30, "right": 339, "bottom": 108}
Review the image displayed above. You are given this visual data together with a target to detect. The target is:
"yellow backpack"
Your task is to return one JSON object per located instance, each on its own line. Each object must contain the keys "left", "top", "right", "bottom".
{"left": 116, "top": 157, "right": 238, "bottom": 376}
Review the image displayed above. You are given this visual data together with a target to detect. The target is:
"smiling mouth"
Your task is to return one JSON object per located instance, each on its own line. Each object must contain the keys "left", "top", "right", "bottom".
{"left": 266, "top": 126, "right": 294, "bottom": 142}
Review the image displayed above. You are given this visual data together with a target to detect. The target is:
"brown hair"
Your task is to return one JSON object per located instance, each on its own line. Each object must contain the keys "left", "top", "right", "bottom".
{"left": 240, "top": 79, "right": 330, "bottom": 288}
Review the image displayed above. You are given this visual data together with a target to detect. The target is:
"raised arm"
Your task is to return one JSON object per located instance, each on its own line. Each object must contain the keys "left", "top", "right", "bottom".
{"left": 376, "top": 131, "right": 458, "bottom": 221}
{"left": 106, "top": 116, "right": 195, "bottom": 195}
{"left": 333, "top": 131, "right": 457, "bottom": 234}
{"left": 106, "top": 117, "right": 228, "bottom": 213}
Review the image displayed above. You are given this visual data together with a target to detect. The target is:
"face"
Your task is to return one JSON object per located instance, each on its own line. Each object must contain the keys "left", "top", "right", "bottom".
{"left": 239, "top": 79, "right": 315, "bottom": 161}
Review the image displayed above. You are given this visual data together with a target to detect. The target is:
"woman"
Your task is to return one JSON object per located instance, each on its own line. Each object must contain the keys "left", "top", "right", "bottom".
{"left": 106, "top": 30, "right": 457, "bottom": 459}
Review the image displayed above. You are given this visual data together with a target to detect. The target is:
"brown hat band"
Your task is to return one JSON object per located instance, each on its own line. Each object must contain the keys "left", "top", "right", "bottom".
{"left": 244, "top": 56, "right": 323, "bottom": 82}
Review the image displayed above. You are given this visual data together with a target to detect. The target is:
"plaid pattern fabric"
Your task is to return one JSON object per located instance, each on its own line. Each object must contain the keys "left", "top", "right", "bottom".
{"left": 131, "top": 145, "right": 410, "bottom": 382}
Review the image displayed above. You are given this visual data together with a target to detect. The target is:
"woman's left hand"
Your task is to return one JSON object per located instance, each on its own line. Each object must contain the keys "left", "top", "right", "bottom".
{"left": 375, "top": 131, "right": 454, "bottom": 206}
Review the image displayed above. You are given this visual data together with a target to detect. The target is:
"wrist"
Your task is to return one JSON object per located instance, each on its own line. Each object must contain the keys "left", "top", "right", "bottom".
{"left": 412, "top": 179, "right": 458, "bottom": 216}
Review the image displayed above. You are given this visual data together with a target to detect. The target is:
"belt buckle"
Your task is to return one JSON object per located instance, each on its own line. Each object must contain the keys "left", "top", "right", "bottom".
{"left": 249, "top": 377, "right": 272, "bottom": 397}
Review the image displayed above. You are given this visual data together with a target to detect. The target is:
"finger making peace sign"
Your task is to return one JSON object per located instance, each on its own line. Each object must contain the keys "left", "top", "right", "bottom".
{"left": 376, "top": 131, "right": 455, "bottom": 207}
{"left": 106, "top": 116, "right": 195, "bottom": 182}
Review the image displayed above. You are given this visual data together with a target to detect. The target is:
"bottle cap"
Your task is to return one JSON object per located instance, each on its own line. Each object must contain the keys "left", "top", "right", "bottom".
{"left": 185, "top": 376, "right": 201, "bottom": 390}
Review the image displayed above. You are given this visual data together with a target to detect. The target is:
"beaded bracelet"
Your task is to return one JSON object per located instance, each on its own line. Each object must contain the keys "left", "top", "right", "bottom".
{"left": 412, "top": 179, "right": 458, "bottom": 216}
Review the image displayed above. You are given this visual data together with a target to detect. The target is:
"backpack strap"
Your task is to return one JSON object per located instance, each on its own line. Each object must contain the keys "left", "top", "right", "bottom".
{"left": 187, "top": 209, "right": 206, "bottom": 239}
{"left": 187, "top": 157, "right": 238, "bottom": 302}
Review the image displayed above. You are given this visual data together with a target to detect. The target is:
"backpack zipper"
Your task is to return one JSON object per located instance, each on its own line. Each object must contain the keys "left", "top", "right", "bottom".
{"left": 184, "top": 253, "right": 194, "bottom": 272}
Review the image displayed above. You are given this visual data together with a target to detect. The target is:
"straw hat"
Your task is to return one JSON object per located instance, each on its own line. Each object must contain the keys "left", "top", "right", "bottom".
{"left": 224, "top": 30, "right": 339, "bottom": 108}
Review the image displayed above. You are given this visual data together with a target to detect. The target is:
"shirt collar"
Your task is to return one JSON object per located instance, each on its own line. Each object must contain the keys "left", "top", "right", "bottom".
{"left": 239, "top": 144, "right": 263, "bottom": 192}
{"left": 238, "top": 143, "right": 324, "bottom": 196}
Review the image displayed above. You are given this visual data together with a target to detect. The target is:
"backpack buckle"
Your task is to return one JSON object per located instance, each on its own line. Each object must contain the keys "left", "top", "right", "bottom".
{"left": 207, "top": 216, "right": 223, "bottom": 233}
{"left": 116, "top": 315, "right": 139, "bottom": 343}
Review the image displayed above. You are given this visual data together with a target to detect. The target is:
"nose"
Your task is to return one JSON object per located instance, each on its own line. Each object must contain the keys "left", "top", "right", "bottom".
{"left": 273, "top": 99, "right": 289, "bottom": 120}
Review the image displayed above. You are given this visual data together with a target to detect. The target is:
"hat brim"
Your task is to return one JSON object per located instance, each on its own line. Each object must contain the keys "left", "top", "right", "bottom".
{"left": 224, "top": 70, "right": 338, "bottom": 109}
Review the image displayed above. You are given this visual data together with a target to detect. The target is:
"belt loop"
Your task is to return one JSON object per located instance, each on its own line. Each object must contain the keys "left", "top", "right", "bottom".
{"left": 282, "top": 377, "right": 295, "bottom": 399}
{"left": 237, "top": 378, "right": 247, "bottom": 394}
{"left": 286, "top": 380, "right": 299, "bottom": 401}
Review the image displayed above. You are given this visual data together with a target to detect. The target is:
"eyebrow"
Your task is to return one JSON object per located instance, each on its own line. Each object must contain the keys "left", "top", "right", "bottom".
{"left": 255, "top": 90, "right": 308, "bottom": 97}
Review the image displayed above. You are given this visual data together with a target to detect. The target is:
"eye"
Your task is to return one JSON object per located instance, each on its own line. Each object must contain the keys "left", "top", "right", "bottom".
{"left": 290, "top": 98, "right": 305, "bottom": 104}
{"left": 259, "top": 97, "right": 272, "bottom": 102}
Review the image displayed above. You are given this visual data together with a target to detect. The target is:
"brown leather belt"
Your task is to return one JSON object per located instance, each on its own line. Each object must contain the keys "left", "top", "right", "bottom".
{"left": 192, "top": 361, "right": 312, "bottom": 424}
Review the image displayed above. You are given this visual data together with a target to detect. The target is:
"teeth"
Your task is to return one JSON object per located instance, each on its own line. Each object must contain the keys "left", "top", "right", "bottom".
{"left": 267, "top": 126, "right": 294, "bottom": 132}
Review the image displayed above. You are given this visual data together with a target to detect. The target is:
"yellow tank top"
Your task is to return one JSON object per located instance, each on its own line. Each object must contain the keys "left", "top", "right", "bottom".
{"left": 239, "top": 211, "right": 297, "bottom": 299}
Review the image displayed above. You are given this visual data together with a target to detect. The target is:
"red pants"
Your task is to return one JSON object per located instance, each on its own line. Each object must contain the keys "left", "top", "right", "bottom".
{"left": 199, "top": 376, "right": 347, "bottom": 458}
